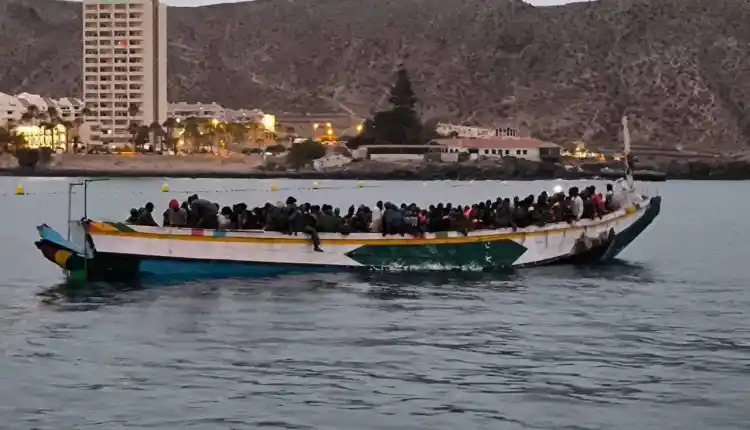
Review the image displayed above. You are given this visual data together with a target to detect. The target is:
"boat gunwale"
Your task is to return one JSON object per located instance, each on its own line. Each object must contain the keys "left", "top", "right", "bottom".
{"left": 84, "top": 199, "right": 649, "bottom": 247}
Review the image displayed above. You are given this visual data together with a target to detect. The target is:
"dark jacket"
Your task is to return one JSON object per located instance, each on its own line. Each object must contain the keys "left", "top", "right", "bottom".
{"left": 137, "top": 209, "right": 159, "bottom": 227}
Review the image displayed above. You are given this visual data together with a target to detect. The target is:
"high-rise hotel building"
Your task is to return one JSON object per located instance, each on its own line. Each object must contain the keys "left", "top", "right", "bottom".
{"left": 82, "top": 0, "right": 167, "bottom": 146}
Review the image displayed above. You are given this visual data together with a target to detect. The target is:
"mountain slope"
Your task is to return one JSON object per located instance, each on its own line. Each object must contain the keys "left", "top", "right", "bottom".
{"left": 1, "top": 0, "right": 749, "bottom": 150}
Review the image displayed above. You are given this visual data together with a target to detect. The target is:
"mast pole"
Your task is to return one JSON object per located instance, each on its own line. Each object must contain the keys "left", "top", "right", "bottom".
{"left": 622, "top": 115, "right": 634, "bottom": 191}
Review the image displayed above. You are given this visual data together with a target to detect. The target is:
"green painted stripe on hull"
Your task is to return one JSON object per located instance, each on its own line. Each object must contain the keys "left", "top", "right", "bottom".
{"left": 345, "top": 239, "right": 527, "bottom": 269}
{"left": 109, "top": 222, "right": 137, "bottom": 233}
{"left": 601, "top": 196, "right": 661, "bottom": 261}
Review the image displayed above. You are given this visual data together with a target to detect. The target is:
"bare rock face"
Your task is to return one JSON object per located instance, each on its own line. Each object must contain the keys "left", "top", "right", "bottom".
{"left": 1, "top": 0, "right": 749, "bottom": 151}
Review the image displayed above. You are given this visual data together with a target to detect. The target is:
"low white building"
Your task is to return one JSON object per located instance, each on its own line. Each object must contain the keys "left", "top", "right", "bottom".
{"left": 168, "top": 101, "right": 226, "bottom": 122}
{"left": 0, "top": 92, "right": 86, "bottom": 126}
{"left": 430, "top": 137, "right": 561, "bottom": 162}
{"left": 436, "top": 122, "right": 518, "bottom": 139}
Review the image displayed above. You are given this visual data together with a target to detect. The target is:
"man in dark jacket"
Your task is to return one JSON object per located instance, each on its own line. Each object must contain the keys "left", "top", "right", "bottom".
{"left": 188, "top": 195, "right": 219, "bottom": 229}
{"left": 137, "top": 202, "right": 159, "bottom": 226}
{"left": 285, "top": 197, "right": 323, "bottom": 252}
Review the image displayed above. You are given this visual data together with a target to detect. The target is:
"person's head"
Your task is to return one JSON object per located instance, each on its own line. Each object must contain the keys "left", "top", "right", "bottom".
{"left": 129, "top": 208, "right": 139, "bottom": 218}
{"left": 286, "top": 196, "right": 297, "bottom": 206}
{"left": 334, "top": 207, "right": 341, "bottom": 216}
{"left": 606, "top": 183, "right": 613, "bottom": 192}
{"left": 145, "top": 202, "right": 154, "bottom": 213}
{"left": 376, "top": 200, "right": 383, "bottom": 210}
{"left": 169, "top": 199, "right": 180, "bottom": 211}
{"left": 188, "top": 194, "right": 198, "bottom": 204}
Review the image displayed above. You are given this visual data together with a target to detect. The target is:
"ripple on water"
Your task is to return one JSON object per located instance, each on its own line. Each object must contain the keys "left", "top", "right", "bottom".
{"left": 1, "top": 179, "right": 750, "bottom": 429}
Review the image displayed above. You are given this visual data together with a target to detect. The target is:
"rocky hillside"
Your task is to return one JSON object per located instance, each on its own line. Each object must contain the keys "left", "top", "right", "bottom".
{"left": 1, "top": 0, "right": 749, "bottom": 151}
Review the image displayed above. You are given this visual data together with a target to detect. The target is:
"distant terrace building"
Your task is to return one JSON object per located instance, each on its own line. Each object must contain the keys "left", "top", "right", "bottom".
{"left": 0, "top": 92, "right": 25, "bottom": 126}
{"left": 82, "top": 0, "right": 167, "bottom": 145}
{"left": 436, "top": 122, "right": 519, "bottom": 139}
{"left": 430, "top": 137, "right": 561, "bottom": 162}
{"left": 1, "top": 92, "right": 86, "bottom": 126}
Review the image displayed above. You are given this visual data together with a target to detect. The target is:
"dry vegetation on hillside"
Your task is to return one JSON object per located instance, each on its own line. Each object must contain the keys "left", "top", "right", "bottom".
{"left": 0, "top": 0, "right": 748, "bottom": 150}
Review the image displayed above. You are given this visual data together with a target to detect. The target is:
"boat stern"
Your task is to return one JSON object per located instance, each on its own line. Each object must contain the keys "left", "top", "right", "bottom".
{"left": 35, "top": 224, "right": 88, "bottom": 274}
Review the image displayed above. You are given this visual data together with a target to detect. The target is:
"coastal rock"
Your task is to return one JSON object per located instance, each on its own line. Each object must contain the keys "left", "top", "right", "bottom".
{"left": 1, "top": 0, "right": 750, "bottom": 151}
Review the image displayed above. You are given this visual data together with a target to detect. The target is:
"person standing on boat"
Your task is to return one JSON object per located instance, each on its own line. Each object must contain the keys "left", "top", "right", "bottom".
{"left": 188, "top": 195, "right": 219, "bottom": 229}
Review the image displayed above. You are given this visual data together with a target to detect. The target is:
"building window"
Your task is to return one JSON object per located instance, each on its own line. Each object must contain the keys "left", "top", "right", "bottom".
{"left": 505, "top": 150, "right": 510, "bottom": 155}
{"left": 516, "top": 150, "right": 521, "bottom": 155}
{"left": 522, "top": 150, "right": 528, "bottom": 155}
{"left": 484, "top": 149, "right": 489, "bottom": 155}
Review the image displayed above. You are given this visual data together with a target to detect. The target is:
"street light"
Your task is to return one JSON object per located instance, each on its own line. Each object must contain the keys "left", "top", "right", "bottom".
{"left": 313, "top": 123, "right": 319, "bottom": 130}
{"left": 355, "top": 124, "right": 363, "bottom": 134}
{"left": 211, "top": 118, "right": 219, "bottom": 127}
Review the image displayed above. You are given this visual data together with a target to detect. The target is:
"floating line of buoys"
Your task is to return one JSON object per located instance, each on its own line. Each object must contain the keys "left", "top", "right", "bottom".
{"left": 2, "top": 183, "right": 384, "bottom": 197}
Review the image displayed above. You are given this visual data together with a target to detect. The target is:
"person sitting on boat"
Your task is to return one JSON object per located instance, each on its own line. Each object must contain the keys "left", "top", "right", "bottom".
{"left": 570, "top": 187, "right": 584, "bottom": 221}
{"left": 163, "top": 199, "right": 187, "bottom": 227}
{"left": 283, "top": 197, "right": 323, "bottom": 252}
{"left": 218, "top": 206, "right": 233, "bottom": 229}
{"left": 382, "top": 202, "right": 405, "bottom": 236}
{"left": 137, "top": 202, "right": 159, "bottom": 227}
{"left": 188, "top": 194, "right": 219, "bottom": 229}
{"left": 125, "top": 208, "right": 140, "bottom": 224}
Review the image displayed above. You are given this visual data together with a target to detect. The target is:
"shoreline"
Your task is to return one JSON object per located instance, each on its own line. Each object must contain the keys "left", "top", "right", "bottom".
{"left": 0, "top": 167, "right": 668, "bottom": 181}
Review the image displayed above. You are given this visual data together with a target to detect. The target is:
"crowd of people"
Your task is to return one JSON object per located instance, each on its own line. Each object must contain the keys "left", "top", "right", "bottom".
{"left": 126, "top": 184, "right": 630, "bottom": 252}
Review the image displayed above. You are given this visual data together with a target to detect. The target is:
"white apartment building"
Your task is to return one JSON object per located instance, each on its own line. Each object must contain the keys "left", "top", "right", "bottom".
{"left": 82, "top": 0, "right": 167, "bottom": 145}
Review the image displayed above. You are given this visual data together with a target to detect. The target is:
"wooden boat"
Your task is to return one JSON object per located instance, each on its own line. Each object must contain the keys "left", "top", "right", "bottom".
{"left": 35, "top": 193, "right": 660, "bottom": 282}
{"left": 34, "top": 117, "right": 660, "bottom": 282}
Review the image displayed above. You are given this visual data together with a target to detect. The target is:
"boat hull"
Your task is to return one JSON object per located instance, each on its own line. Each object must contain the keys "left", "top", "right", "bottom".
{"left": 37, "top": 196, "right": 661, "bottom": 282}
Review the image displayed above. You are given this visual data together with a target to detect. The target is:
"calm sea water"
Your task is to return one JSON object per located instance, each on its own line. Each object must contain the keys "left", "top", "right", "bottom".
{"left": 1, "top": 177, "right": 749, "bottom": 429}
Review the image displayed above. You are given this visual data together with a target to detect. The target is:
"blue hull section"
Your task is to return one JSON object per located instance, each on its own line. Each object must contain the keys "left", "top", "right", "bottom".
{"left": 138, "top": 258, "right": 332, "bottom": 281}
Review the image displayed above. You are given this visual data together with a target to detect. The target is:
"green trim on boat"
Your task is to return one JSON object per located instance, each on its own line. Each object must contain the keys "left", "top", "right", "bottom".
{"left": 346, "top": 239, "right": 527, "bottom": 269}
{"left": 66, "top": 269, "right": 88, "bottom": 283}
{"left": 110, "top": 222, "right": 137, "bottom": 233}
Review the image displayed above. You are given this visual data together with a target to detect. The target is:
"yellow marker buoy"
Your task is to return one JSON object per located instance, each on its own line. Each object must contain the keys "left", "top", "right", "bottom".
{"left": 270, "top": 184, "right": 279, "bottom": 192}
{"left": 357, "top": 181, "right": 364, "bottom": 188}
{"left": 161, "top": 183, "right": 169, "bottom": 192}
{"left": 15, "top": 185, "right": 25, "bottom": 196}
{"left": 312, "top": 181, "right": 320, "bottom": 189}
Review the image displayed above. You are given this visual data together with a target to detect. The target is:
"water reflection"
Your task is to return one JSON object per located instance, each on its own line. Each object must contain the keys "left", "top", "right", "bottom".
{"left": 37, "top": 258, "right": 656, "bottom": 310}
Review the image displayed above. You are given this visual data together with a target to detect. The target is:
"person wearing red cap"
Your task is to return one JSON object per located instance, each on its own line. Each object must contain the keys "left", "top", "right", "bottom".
{"left": 163, "top": 199, "right": 187, "bottom": 227}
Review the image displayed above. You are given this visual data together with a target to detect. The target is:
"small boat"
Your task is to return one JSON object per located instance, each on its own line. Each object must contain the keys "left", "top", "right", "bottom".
{"left": 34, "top": 117, "right": 661, "bottom": 282}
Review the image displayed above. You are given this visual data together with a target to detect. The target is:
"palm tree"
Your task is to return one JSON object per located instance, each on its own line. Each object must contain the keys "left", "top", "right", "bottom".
{"left": 27, "top": 105, "right": 40, "bottom": 122}
{"left": 162, "top": 117, "right": 178, "bottom": 153}
{"left": 127, "top": 121, "right": 139, "bottom": 150}
{"left": 183, "top": 117, "right": 201, "bottom": 152}
{"left": 46, "top": 107, "right": 63, "bottom": 151}
{"left": 128, "top": 103, "right": 140, "bottom": 121}
{"left": 149, "top": 122, "right": 163, "bottom": 152}
{"left": 135, "top": 125, "right": 150, "bottom": 151}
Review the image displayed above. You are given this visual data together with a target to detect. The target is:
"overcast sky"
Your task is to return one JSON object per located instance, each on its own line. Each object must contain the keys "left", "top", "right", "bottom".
{"left": 163, "top": 0, "right": 579, "bottom": 7}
